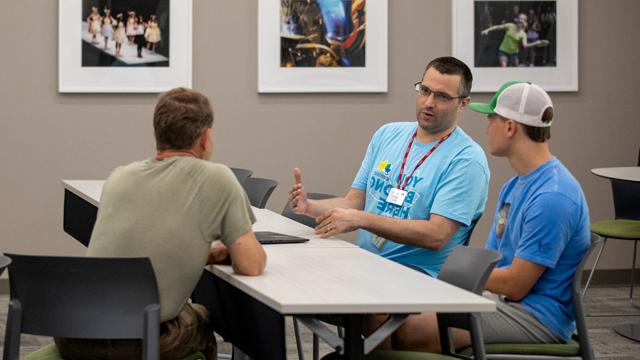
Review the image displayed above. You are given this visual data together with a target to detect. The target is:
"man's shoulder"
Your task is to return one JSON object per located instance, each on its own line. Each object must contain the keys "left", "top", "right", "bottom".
{"left": 448, "top": 128, "right": 489, "bottom": 166}
{"left": 369, "top": 122, "right": 416, "bottom": 145}
{"left": 178, "top": 159, "right": 237, "bottom": 186}
{"left": 375, "top": 122, "right": 416, "bottom": 135}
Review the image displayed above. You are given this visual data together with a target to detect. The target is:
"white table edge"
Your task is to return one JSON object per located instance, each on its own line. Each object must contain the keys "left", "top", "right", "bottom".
{"left": 208, "top": 265, "right": 496, "bottom": 315}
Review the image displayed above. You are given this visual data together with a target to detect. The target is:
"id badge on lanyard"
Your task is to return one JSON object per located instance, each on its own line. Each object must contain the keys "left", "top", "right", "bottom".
{"left": 371, "top": 128, "right": 454, "bottom": 250}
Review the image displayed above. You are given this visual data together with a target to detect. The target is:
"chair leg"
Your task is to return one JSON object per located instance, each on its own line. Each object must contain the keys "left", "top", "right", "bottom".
{"left": 583, "top": 237, "right": 608, "bottom": 300}
{"left": 232, "top": 346, "right": 252, "bottom": 360}
{"left": 631, "top": 240, "right": 639, "bottom": 308}
{"left": 293, "top": 317, "right": 305, "bottom": 360}
{"left": 313, "top": 334, "right": 319, "bottom": 360}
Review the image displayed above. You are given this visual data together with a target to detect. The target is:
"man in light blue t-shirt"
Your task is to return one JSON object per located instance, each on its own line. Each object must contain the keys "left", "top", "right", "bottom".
{"left": 288, "top": 57, "right": 490, "bottom": 277}
{"left": 391, "top": 82, "right": 590, "bottom": 352}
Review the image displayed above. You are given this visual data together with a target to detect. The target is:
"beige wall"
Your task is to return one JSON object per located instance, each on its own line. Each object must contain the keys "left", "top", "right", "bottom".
{"left": 0, "top": 1, "right": 638, "bottom": 269}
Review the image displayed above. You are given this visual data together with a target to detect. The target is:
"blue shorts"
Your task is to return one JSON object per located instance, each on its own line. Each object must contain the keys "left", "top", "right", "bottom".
{"left": 499, "top": 50, "right": 519, "bottom": 66}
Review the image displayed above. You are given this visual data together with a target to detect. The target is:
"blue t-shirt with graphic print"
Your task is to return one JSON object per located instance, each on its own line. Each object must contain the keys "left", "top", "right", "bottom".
{"left": 486, "top": 157, "right": 590, "bottom": 341}
{"left": 352, "top": 122, "right": 489, "bottom": 277}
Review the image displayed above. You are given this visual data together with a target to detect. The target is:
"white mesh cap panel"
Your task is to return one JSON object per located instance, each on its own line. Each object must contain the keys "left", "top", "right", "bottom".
{"left": 494, "top": 83, "right": 553, "bottom": 127}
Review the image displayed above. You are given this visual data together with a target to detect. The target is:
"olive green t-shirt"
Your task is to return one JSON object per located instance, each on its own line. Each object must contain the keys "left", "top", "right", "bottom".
{"left": 499, "top": 23, "right": 525, "bottom": 54}
{"left": 87, "top": 157, "right": 256, "bottom": 321}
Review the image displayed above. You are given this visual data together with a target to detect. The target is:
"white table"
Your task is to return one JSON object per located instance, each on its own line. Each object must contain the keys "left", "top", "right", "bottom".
{"left": 590, "top": 167, "right": 640, "bottom": 342}
{"left": 62, "top": 180, "right": 495, "bottom": 359}
{"left": 591, "top": 167, "right": 640, "bottom": 182}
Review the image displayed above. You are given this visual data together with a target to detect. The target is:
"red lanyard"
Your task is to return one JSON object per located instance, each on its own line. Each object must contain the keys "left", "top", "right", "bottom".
{"left": 397, "top": 128, "right": 454, "bottom": 190}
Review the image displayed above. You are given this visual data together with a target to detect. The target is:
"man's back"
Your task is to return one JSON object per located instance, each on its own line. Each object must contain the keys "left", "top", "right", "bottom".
{"left": 88, "top": 157, "right": 256, "bottom": 321}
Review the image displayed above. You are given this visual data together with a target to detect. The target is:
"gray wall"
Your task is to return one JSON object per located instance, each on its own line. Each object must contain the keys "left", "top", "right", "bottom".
{"left": 0, "top": 1, "right": 638, "bottom": 269}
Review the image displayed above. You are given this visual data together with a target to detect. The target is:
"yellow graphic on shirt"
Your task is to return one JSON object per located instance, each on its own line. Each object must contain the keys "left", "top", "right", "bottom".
{"left": 378, "top": 160, "right": 391, "bottom": 174}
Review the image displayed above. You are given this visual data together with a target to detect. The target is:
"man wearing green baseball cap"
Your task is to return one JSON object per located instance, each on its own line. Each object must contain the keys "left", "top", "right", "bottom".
{"left": 389, "top": 81, "right": 591, "bottom": 352}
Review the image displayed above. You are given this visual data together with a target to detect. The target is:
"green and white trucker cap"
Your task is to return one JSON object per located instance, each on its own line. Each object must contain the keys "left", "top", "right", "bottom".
{"left": 469, "top": 81, "right": 553, "bottom": 128}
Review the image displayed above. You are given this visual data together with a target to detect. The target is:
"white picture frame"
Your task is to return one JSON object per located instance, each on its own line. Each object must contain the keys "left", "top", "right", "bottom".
{"left": 59, "top": 0, "right": 192, "bottom": 93}
{"left": 258, "top": 0, "right": 388, "bottom": 93}
{"left": 452, "top": 0, "right": 578, "bottom": 92}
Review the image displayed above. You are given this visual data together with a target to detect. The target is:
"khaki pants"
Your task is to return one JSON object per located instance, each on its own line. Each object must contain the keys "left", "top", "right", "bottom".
{"left": 55, "top": 303, "right": 217, "bottom": 360}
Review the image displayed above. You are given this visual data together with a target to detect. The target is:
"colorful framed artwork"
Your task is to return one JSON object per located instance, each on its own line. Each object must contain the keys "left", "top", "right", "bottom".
{"left": 453, "top": 0, "right": 578, "bottom": 92}
{"left": 59, "top": 0, "right": 192, "bottom": 93}
{"left": 258, "top": 0, "right": 388, "bottom": 93}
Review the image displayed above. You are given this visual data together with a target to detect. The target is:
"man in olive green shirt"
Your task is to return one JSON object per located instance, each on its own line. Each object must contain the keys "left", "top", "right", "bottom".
{"left": 56, "top": 88, "right": 267, "bottom": 360}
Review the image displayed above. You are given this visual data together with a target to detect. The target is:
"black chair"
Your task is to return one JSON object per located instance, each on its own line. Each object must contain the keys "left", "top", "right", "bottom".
{"left": 230, "top": 167, "right": 253, "bottom": 186}
{"left": 479, "top": 234, "right": 600, "bottom": 360}
{"left": 282, "top": 192, "right": 336, "bottom": 228}
{"left": 243, "top": 177, "right": 278, "bottom": 208}
{"left": 322, "top": 246, "right": 501, "bottom": 360}
{"left": 3, "top": 254, "right": 162, "bottom": 360}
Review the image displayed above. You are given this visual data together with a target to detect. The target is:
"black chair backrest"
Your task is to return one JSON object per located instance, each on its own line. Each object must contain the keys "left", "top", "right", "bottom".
{"left": 573, "top": 234, "right": 601, "bottom": 360}
{"left": 611, "top": 179, "right": 640, "bottom": 220}
{"left": 438, "top": 246, "right": 502, "bottom": 295}
{"left": 244, "top": 177, "right": 278, "bottom": 209}
{"left": 0, "top": 254, "right": 10, "bottom": 277}
{"left": 281, "top": 193, "right": 335, "bottom": 228}
{"left": 230, "top": 167, "right": 253, "bottom": 186}
{"left": 3, "top": 254, "right": 160, "bottom": 360}
{"left": 437, "top": 247, "right": 501, "bottom": 360}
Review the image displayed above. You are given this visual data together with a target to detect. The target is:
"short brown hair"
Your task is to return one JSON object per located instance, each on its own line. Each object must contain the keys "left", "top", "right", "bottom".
{"left": 153, "top": 88, "right": 214, "bottom": 151}
{"left": 522, "top": 107, "right": 553, "bottom": 143}
{"left": 424, "top": 56, "right": 473, "bottom": 97}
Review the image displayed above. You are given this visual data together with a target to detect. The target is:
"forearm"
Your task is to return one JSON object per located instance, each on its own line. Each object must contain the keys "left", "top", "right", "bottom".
{"left": 485, "top": 258, "right": 545, "bottom": 301}
{"left": 306, "top": 196, "right": 363, "bottom": 218}
{"left": 359, "top": 212, "right": 453, "bottom": 251}
{"left": 485, "top": 268, "right": 520, "bottom": 299}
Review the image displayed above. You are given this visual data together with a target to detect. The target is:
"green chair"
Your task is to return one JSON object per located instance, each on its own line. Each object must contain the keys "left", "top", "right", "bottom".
{"left": 24, "top": 344, "right": 206, "bottom": 360}
{"left": 321, "top": 246, "right": 502, "bottom": 360}
{"left": 459, "top": 234, "right": 601, "bottom": 360}
{"left": 583, "top": 167, "right": 640, "bottom": 306}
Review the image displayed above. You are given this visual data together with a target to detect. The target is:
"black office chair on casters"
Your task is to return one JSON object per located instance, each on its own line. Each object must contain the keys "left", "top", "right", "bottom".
{"left": 3, "top": 254, "right": 205, "bottom": 360}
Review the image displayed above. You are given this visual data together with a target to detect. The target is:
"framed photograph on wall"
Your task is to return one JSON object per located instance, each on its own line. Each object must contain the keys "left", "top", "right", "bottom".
{"left": 258, "top": 0, "right": 388, "bottom": 93}
{"left": 59, "top": 0, "right": 192, "bottom": 93}
{"left": 453, "top": 0, "right": 578, "bottom": 92}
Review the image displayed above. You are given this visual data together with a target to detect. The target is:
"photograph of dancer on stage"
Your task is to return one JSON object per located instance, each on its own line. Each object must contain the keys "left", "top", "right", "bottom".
{"left": 474, "top": 1, "right": 556, "bottom": 68}
{"left": 280, "top": 0, "right": 366, "bottom": 68}
{"left": 81, "top": 0, "right": 169, "bottom": 67}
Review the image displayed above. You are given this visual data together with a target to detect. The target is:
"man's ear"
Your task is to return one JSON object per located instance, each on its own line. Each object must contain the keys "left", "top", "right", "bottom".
{"left": 459, "top": 97, "right": 470, "bottom": 110}
{"left": 199, "top": 128, "right": 211, "bottom": 149}
{"left": 505, "top": 119, "right": 519, "bottom": 138}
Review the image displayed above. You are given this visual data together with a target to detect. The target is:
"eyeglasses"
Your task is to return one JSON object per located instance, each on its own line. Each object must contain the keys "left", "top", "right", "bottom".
{"left": 414, "top": 82, "right": 467, "bottom": 103}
